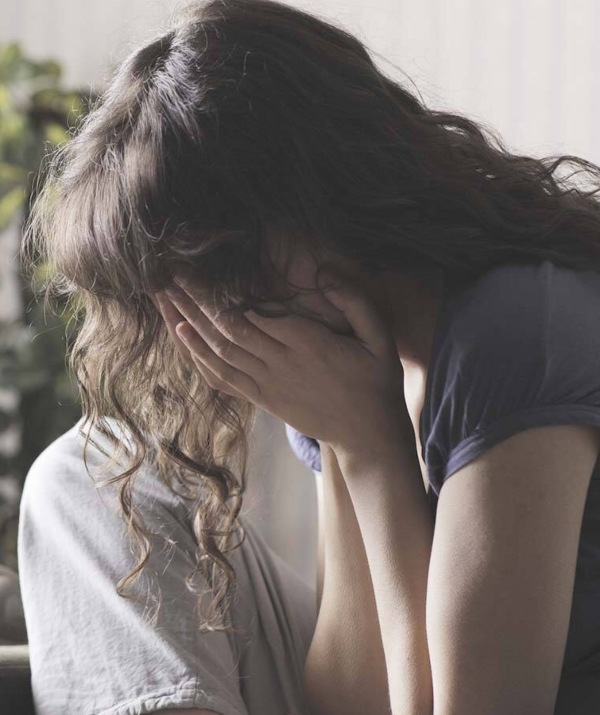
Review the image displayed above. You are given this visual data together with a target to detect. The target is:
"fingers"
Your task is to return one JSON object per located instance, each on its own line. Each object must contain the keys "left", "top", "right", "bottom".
{"left": 173, "top": 274, "right": 326, "bottom": 351}
{"left": 150, "top": 292, "right": 249, "bottom": 399}
{"left": 317, "top": 270, "right": 391, "bottom": 355}
{"left": 188, "top": 351, "right": 249, "bottom": 401}
{"left": 163, "top": 286, "right": 272, "bottom": 402}
{"left": 172, "top": 313, "right": 260, "bottom": 399}
{"left": 171, "top": 275, "right": 290, "bottom": 356}
{"left": 151, "top": 292, "right": 195, "bottom": 367}
{"left": 237, "top": 309, "right": 331, "bottom": 350}
{"left": 165, "top": 285, "right": 269, "bottom": 376}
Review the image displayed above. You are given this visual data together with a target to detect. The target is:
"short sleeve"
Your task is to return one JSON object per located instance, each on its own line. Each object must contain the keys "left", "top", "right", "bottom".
{"left": 422, "top": 259, "right": 600, "bottom": 495}
{"left": 17, "top": 421, "right": 249, "bottom": 715}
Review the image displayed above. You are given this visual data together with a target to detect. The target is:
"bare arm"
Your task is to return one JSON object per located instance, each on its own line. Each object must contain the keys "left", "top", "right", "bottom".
{"left": 331, "top": 408, "right": 435, "bottom": 715}
{"left": 303, "top": 442, "right": 391, "bottom": 715}
{"left": 314, "top": 467, "right": 325, "bottom": 611}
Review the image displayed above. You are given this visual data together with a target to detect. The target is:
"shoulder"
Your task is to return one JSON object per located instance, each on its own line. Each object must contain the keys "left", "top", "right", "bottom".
{"left": 441, "top": 260, "right": 547, "bottom": 355}
{"left": 20, "top": 416, "right": 188, "bottom": 527}
{"left": 441, "top": 258, "right": 600, "bottom": 356}
{"left": 423, "top": 259, "right": 600, "bottom": 486}
{"left": 19, "top": 418, "right": 98, "bottom": 527}
{"left": 22, "top": 416, "right": 127, "bottom": 496}
{"left": 427, "top": 260, "right": 552, "bottom": 420}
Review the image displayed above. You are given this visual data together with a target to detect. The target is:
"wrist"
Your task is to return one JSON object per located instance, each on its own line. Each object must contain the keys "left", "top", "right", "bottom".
{"left": 328, "top": 406, "right": 417, "bottom": 470}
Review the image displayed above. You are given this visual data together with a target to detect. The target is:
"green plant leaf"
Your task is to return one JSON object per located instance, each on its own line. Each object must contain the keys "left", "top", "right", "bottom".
{"left": 0, "top": 186, "right": 25, "bottom": 231}
{"left": 44, "top": 122, "right": 69, "bottom": 147}
{"left": 0, "top": 40, "right": 90, "bottom": 568}
{"left": 0, "top": 162, "right": 26, "bottom": 185}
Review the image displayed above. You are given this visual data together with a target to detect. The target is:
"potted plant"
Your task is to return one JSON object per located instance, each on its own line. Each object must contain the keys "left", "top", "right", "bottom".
{"left": 0, "top": 41, "right": 95, "bottom": 575}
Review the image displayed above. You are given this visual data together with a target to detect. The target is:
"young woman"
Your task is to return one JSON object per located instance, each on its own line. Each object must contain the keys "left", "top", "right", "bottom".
{"left": 17, "top": 0, "right": 600, "bottom": 713}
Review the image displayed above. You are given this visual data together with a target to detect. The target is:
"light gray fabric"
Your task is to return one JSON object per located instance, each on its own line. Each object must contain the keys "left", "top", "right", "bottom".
{"left": 17, "top": 416, "right": 317, "bottom": 715}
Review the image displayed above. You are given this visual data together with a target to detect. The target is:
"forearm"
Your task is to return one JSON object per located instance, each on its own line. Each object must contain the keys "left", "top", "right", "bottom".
{"left": 332, "top": 406, "right": 435, "bottom": 715}
{"left": 303, "top": 442, "right": 391, "bottom": 715}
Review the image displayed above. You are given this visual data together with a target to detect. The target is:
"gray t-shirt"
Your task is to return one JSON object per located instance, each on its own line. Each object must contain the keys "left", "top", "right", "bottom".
{"left": 18, "top": 415, "right": 317, "bottom": 715}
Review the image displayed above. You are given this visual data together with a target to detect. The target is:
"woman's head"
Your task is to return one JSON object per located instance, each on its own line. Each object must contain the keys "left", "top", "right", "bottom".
{"left": 21, "top": 0, "right": 600, "bottom": 631}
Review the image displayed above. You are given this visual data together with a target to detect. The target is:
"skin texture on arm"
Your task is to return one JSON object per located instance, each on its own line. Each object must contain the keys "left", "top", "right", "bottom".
{"left": 426, "top": 423, "right": 600, "bottom": 715}
{"left": 303, "top": 443, "right": 390, "bottom": 715}
{"left": 314, "top": 467, "right": 325, "bottom": 610}
{"left": 332, "top": 407, "right": 435, "bottom": 715}
{"left": 334, "top": 419, "right": 600, "bottom": 715}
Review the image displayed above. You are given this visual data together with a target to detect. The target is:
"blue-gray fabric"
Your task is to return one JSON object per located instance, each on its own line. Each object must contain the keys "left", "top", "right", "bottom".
{"left": 286, "top": 258, "right": 600, "bottom": 685}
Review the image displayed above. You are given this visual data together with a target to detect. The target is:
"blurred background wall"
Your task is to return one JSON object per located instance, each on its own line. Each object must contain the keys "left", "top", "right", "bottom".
{"left": 2, "top": 0, "right": 599, "bottom": 591}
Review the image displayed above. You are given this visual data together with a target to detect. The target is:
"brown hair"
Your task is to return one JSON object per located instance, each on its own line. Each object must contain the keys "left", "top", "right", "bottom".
{"left": 20, "top": 0, "right": 600, "bottom": 631}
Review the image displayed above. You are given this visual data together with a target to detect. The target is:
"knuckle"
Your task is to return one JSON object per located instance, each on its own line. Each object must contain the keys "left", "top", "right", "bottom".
{"left": 213, "top": 340, "right": 230, "bottom": 358}
{"left": 219, "top": 325, "right": 235, "bottom": 342}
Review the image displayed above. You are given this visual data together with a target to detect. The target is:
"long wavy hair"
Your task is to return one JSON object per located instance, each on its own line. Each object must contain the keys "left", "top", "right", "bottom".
{"left": 20, "top": 0, "right": 600, "bottom": 632}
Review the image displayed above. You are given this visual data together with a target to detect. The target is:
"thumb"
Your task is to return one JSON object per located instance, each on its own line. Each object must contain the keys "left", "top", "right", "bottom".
{"left": 316, "top": 268, "right": 392, "bottom": 354}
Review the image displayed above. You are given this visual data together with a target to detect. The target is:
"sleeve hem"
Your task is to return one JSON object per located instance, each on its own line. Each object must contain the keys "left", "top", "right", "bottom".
{"left": 92, "top": 678, "right": 247, "bottom": 715}
{"left": 442, "top": 403, "right": 600, "bottom": 487}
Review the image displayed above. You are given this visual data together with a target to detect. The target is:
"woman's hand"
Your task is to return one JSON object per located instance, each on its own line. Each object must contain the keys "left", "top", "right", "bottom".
{"left": 151, "top": 268, "right": 408, "bottom": 456}
{"left": 149, "top": 290, "right": 197, "bottom": 369}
